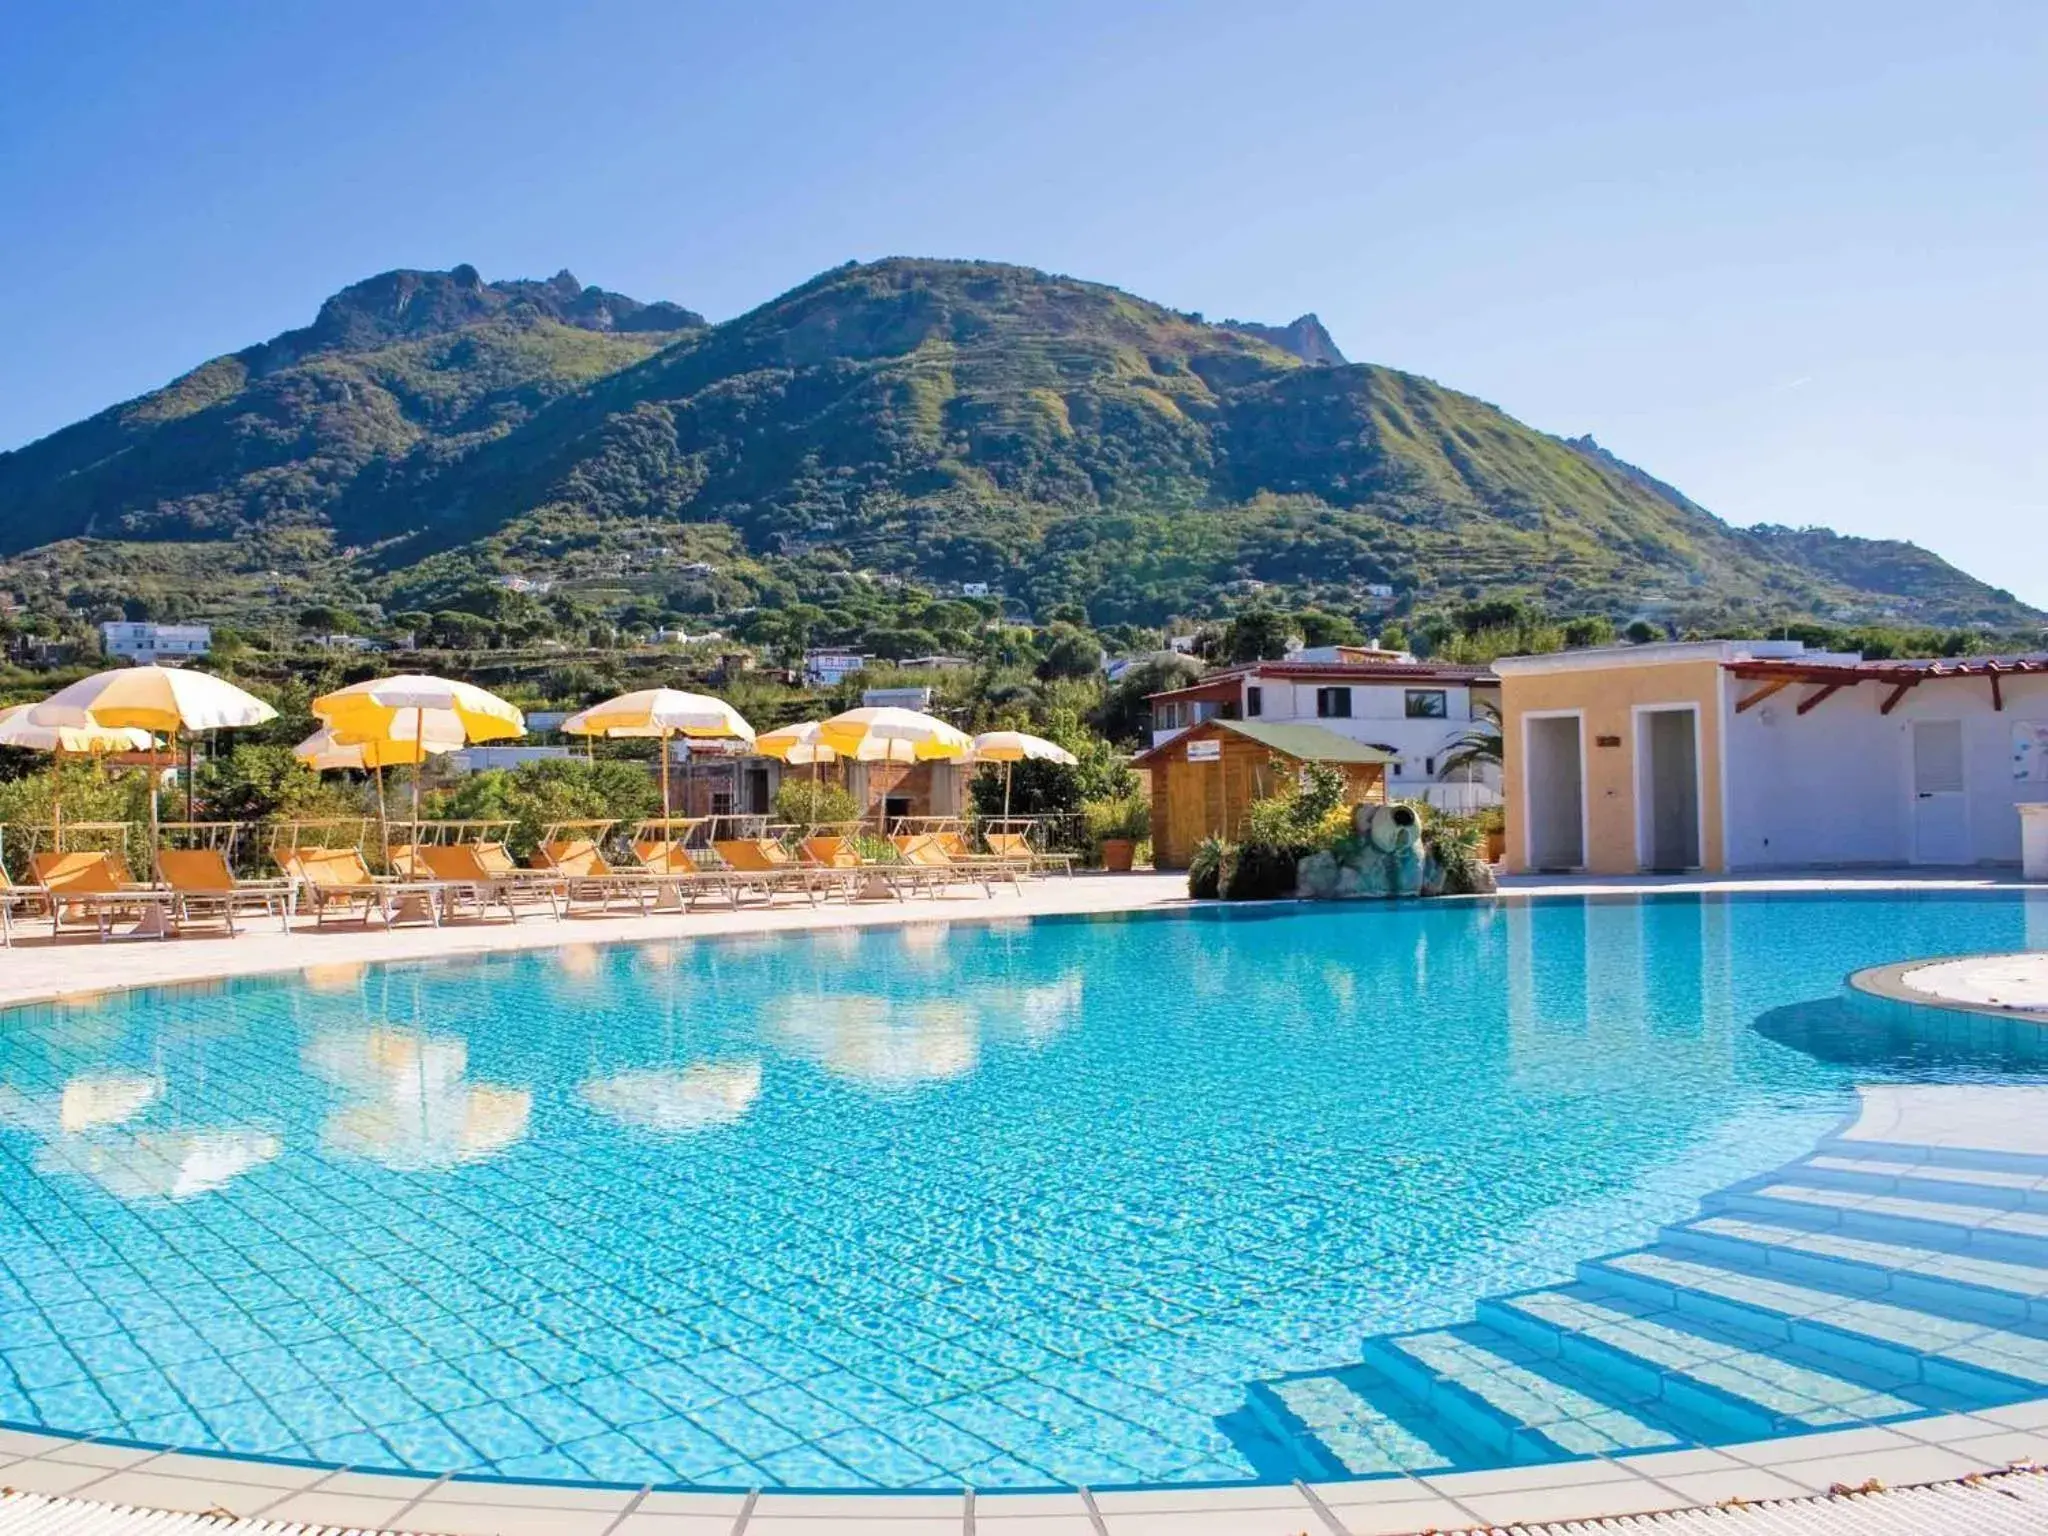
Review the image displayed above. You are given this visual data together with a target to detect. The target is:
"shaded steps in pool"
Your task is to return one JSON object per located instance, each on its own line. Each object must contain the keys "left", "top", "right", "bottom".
{"left": 1226, "top": 1136, "right": 2048, "bottom": 1480}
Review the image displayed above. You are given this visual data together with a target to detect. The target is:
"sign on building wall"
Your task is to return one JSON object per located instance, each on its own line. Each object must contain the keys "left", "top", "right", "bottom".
{"left": 2015, "top": 721, "right": 2048, "bottom": 782}
{"left": 1186, "top": 739, "right": 1222, "bottom": 762}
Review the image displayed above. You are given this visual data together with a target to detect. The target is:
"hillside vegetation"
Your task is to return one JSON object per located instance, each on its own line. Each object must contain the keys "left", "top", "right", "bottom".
{"left": 0, "top": 258, "right": 2034, "bottom": 632}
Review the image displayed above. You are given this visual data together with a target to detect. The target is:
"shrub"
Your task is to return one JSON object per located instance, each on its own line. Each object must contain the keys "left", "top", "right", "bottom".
{"left": 774, "top": 777, "right": 861, "bottom": 831}
{"left": 1423, "top": 812, "right": 1488, "bottom": 895}
{"left": 432, "top": 759, "right": 657, "bottom": 858}
{"left": 1221, "top": 841, "right": 1297, "bottom": 901}
{"left": 1187, "top": 835, "right": 1226, "bottom": 899}
{"left": 1083, "top": 794, "right": 1150, "bottom": 844}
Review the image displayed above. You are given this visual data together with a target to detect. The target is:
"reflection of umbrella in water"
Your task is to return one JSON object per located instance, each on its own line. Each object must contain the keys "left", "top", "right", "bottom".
{"left": 307, "top": 1027, "right": 531, "bottom": 1171}
{"left": 766, "top": 996, "right": 978, "bottom": 1089}
{"left": 556, "top": 943, "right": 602, "bottom": 979}
{"left": 579, "top": 1063, "right": 762, "bottom": 1134}
{"left": 895, "top": 923, "right": 950, "bottom": 966}
{"left": 0, "top": 1072, "right": 159, "bottom": 1136}
{"left": 60, "top": 1072, "right": 159, "bottom": 1131}
{"left": 302, "top": 962, "right": 368, "bottom": 994}
{"left": 324, "top": 1088, "right": 530, "bottom": 1172}
{"left": 35, "top": 1128, "right": 279, "bottom": 1201}
{"left": 1013, "top": 975, "right": 1085, "bottom": 1046}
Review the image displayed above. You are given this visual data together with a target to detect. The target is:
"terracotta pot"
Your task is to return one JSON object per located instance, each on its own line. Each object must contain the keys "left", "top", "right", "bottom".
{"left": 1484, "top": 830, "right": 1506, "bottom": 865}
{"left": 1100, "top": 838, "right": 1136, "bottom": 872}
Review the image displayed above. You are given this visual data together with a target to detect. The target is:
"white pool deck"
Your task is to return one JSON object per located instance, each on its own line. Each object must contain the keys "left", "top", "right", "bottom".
{"left": 0, "top": 867, "right": 2045, "bottom": 1535}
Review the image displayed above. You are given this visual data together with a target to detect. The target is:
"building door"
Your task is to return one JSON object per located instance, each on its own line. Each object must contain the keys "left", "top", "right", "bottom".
{"left": 1910, "top": 720, "right": 1970, "bottom": 865}
{"left": 1638, "top": 708, "right": 1701, "bottom": 870}
{"left": 1525, "top": 715, "right": 1585, "bottom": 870}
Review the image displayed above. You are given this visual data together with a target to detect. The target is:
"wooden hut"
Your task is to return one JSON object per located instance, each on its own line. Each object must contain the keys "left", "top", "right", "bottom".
{"left": 1133, "top": 719, "right": 1391, "bottom": 869}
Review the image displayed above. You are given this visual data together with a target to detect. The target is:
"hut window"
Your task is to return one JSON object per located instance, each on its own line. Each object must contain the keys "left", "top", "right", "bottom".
{"left": 1405, "top": 689, "right": 1448, "bottom": 719}
{"left": 1246, "top": 686, "right": 1263, "bottom": 717}
{"left": 1316, "top": 687, "right": 1352, "bottom": 719}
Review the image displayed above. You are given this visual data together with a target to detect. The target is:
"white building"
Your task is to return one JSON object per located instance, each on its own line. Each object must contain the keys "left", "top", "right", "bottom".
{"left": 100, "top": 622, "right": 210, "bottom": 662}
{"left": 1147, "top": 656, "right": 1502, "bottom": 808}
{"left": 1496, "top": 640, "right": 2048, "bottom": 873}
{"left": 804, "top": 649, "right": 872, "bottom": 686}
{"left": 862, "top": 685, "right": 935, "bottom": 711}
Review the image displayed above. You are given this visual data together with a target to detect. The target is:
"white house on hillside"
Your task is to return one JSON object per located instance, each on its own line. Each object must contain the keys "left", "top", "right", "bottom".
{"left": 1147, "top": 653, "right": 1502, "bottom": 808}
{"left": 100, "top": 622, "right": 211, "bottom": 662}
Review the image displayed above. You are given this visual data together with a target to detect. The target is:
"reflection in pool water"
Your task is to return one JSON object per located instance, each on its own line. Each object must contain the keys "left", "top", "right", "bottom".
{"left": 579, "top": 1062, "right": 763, "bottom": 1133}
{"left": 0, "top": 893, "right": 2041, "bottom": 1489}
{"left": 305, "top": 1027, "right": 533, "bottom": 1172}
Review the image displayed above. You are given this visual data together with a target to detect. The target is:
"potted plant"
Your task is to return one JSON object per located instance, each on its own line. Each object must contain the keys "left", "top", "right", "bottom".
{"left": 1084, "top": 795, "right": 1150, "bottom": 872}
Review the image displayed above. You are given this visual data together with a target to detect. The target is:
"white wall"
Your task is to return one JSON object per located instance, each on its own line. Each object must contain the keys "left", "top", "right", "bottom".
{"left": 1724, "top": 673, "right": 2048, "bottom": 868}
{"left": 1254, "top": 680, "right": 1500, "bottom": 789}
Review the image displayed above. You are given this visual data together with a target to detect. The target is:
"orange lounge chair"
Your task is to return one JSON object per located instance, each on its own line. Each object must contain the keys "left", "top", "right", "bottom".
{"left": 29, "top": 851, "right": 173, "bottom": 940}
{"left": 983, "top": 830, "right": 1074, "bottom": 877}
{"left": 0, "top": 855, "right": 44, "bottom": 946}
{"left": 417, "top": 843, "right": 564, "bottom": 922}
{"left": 890, "top": 834, "right": 1006, "bottom": 895}
{"left": 156, "top": 849, "right": 295, "bottom": 936}
{"left": 710, "top": 839, "right": 841, "bottom": 905}
{"left": 284, "top": 846, "right": 446, "bottom": 928}
{"left": 532, "top": 837, "right": 697, "bottom": 914}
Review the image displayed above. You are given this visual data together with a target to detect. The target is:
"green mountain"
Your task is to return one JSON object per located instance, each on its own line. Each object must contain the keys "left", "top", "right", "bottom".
{"left": 0, "top": 266, "right": 702, "bottom": 548}
{"left": 1, "top": 258, "right": 2033, "bottom": 631}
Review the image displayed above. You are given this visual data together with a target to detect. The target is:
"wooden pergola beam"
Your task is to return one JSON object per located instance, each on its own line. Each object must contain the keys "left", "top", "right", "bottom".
{"left": 1879, "top": 680, "right": 1918, "bottom": 715}
{"left": 1797, "top": 683, "right": 1845, "bottom": 716}
{"left": 1736, "top": 677, "right": 1793, "bottom": 713}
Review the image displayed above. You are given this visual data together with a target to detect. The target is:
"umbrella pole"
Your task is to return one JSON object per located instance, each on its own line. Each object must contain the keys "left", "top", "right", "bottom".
{"left": 374, "top": 762, "right": 389, "bottom": 863}
{"left": 1004, "top": 760, "right": 1013, "bottom": 831}
{"left": 661, "top": 730, "right": 672, "bottom": 820}
{"left": 184, "top": 731, "right": 196, "bottom": 825}
{"left": 411, "top": 707, "right": 423, "bottom": 839}
{"left": 52, "top": 744, "right": 63, "bottom": 853}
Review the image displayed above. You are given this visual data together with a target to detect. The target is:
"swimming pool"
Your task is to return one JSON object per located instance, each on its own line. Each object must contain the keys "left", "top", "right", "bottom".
{"left": 0, "top": 893, "right": 2041, "bottom": 1490}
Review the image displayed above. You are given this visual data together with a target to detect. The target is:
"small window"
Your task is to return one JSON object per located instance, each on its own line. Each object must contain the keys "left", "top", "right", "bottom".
{"left": 1246, "top": 686, "right": 1263, "bottom": 718}
{"left": 1316, "top": 687, "right": 1352, "bottom": 719}
{"left": 1405, "top": 689, "right": 1448, "bottom": 719}
{"left": 1424, "top": 756, "right": 1436, "bottom": 776}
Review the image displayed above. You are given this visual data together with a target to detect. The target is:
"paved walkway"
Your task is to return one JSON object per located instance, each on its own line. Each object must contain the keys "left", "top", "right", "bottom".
{"left": 0, "top": 873, "right": 1192, "bottom": 1008}
{"left": 1900, "top": 953, "right": 2048, "bottom": 1015}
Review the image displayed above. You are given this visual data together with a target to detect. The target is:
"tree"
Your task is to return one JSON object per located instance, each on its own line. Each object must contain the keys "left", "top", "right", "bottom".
{"left": 434, "top": 759, "right": 657, "bottom": 858}
{"left": 1094, "top": 654, "right": 1201, "bottom": 745}
{"left": 1624, "top": 619, "right": 1662, "bottom": 644}
{"left": 865, "top": 626, "right": 941, "bottom": 661}
{"left": 1036, "top": 624, "right": 1104, "bottom": 681}
{"left": 1295, "top": 608, "right": 1363, "bottom": 648}
{"left": 1225, "top": 607, "right": 1293, "bottom": 662}
{"left": 1562, "top": 616, "right": 1617, "bottom": 649}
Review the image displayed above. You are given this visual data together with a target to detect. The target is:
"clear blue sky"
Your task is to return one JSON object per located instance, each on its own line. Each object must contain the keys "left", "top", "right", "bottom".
{"left": 4, "top": 0, "right": 2042, "bottom": 605}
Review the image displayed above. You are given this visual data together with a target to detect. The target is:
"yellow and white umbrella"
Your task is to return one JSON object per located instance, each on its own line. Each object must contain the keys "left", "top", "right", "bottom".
{"left": 815, "top": 707, "right": 973, "bottom": 832}
{"left": 312, "top": 675, "right": 524, "bottom": 837}
{"left": 970, "top": 730, "right": 1078, "bottom": 830}
{"left": 0, "top": 703, "right": 155, "bottom": 850}
{"left": 562, "top": 688, "right": 754, "bottom": 819}
{"left": 755, "top": 720, "right": 837, "bottom": 766}
{"left": 295, "top": 723, "right": 467, "bottom": 853}
{"left": 29, "top": 665, "right": 277, "bottom": 834}
{"left": 293, "top": 723, "right": 465, "bottom": 771}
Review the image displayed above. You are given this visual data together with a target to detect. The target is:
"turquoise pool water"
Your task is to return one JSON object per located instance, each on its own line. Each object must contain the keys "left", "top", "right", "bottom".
{"left": 0, "top": 893, "right": 2041, "bottom": 1489}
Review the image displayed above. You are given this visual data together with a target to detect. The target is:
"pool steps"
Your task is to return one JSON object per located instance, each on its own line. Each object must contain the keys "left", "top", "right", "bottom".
{"left": 1239, "top": 1139, "right": 2048, "bottom": 1479}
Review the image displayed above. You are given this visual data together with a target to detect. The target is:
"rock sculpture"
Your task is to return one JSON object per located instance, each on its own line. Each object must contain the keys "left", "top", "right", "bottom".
{"left": 1292, "top": 800, "right": 1496, "bottom": 899}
